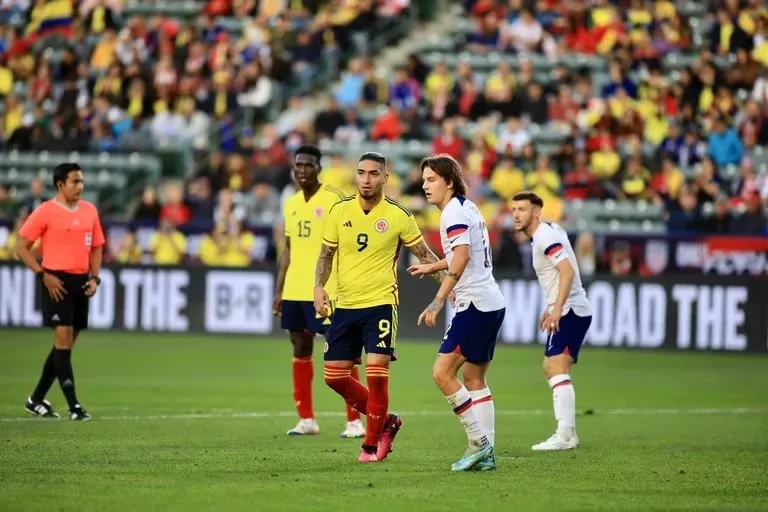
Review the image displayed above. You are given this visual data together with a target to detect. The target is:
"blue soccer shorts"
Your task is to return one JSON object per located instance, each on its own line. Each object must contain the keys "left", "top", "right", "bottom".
{"left": 545, "top": 310, "right": 592, "bottom": 363}
{"left": 439, "top": 303, "right": 505, "bottom": 364}
{"left": 324, "top": 305, "right": 398, "bottom": 362}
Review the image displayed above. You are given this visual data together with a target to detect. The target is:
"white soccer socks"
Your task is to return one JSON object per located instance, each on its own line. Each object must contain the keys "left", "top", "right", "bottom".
{"left": 548, "top": 374, "right": 576, "bottom": 439}
{"left": 446, "top": 386, "right": 489, "bottom": 447}
{"left": 468, "top": 387, "right": 495, "bottom": 446}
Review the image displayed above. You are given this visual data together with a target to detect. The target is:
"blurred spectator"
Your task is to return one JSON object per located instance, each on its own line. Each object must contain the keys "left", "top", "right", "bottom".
{"left": 370, "top": 105, "right": 403, "bottom": 141}
{"left": 186, "top": 177, "right": 215, "bottom": 225}
{"left": 335, "top": 57, "right": 366, "bottom": 108}
{"left": 159, "top": 181, "right": 191, "bottom": 226}
{"left": 666, "top": 185, "right": 702, "bottom": 232}
{"left": 149, "top": 218, "right": 187, "bottom": 265}
{"left": 20, "top": 177, "right": 47, "bottom": 214}
{"left": 243, "top": 182, "right": 280, "bottom": 227}
{"left": 620, "top": 156, "right": 652, "bottom": 201}
{"left": 652, "top": 156, "right": 685, "bottom": 202}
{"left": 608, "top": 241, "right": 634, "bottom": 276}
{"left": 314, "top": 98, "right": 346, "bottom": 140}
{"left": 708, "top": 117, "right": 743, "bottom": 167}
{"left": 133, "top": 186, "right": 162, "bottom": 223}
{"left": 199, "top": 226, "right": 225, "bottom": 266}
{"left": 220, "top": 220, "right": 255, "bottom": 267}
{"left": 526, "top": 155, "right": 560, "bottom": 202}
{"left": 114, "top": 231, "right": 143, "bottom": 264}
{"left": 490, "top": 156, "right": 524, "bottom": 200}
{"left": 389, "top": 67, "right": 420, "bottom": 110}
{"left": 497, "top": 116, "right": 529, "bottom": 156}
{"left": 432, "top": 119, "right": 464, "bottom": 161}
{"left": 0, "top": 183, "right": 16, "bottom": 218}
{"left": 734, "top": 192, "right": 768, "bottom": 235}
{"left": 0, "top": 212, "right": 39, "bottom": 261}
{"left": 701, "top": 193, "right": 734, "bottom": 234}
{"left": 574, "top": 232, "right": 596, "bottom": 277}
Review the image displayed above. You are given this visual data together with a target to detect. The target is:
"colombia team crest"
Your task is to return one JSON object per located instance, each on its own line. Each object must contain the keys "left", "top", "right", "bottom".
{"left": 375, "top": 219, "right": 389, "bottom": 233}
{"left": 314, "top": 207, "right": 324, "bottom": 218}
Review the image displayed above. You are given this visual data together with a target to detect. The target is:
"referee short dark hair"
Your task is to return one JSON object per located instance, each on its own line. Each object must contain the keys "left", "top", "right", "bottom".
{"left": 420, "top": 154, "right": 468, "bottom": 198}
{"left": 295, "top": 144, "right": 322, "bottom": 162}
{"left": 512, "top": 191, "right": 544, "bottom": 208}
{"left": 359, "top": 152, "right": 387, "bottom": 169}
{"left": 52, "top": 163, "right": 82, "bottom": 190}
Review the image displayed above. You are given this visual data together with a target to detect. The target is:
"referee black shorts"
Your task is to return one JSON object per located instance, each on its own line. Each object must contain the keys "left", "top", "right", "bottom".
{"left": 41, "top": 271, "right": 90, "bottom": 330}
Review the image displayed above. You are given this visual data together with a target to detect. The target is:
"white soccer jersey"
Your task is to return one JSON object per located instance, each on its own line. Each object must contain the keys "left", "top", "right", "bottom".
{"left": 440, "top": 197, "right": 505, "bottom": 312}
{"left": 531, "top": 222, "right": 592, "bottom": 316}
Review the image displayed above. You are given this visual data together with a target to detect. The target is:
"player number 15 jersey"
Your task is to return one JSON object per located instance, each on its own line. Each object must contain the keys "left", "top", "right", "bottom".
{"left": 282, "top": 185, "right": 345, "bottom": 302}
{"left": 440, "top": 196, "right": 505, "bottom": 312}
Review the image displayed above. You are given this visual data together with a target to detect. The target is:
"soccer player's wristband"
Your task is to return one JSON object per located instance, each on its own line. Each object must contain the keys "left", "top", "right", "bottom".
{"left": 446, "top": 271, "right": 461, "bottom": 280}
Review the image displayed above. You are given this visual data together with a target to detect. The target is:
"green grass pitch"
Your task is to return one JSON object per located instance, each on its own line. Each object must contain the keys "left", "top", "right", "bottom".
{"left": 0, "top": 330, "right": 766, "bottom": 511}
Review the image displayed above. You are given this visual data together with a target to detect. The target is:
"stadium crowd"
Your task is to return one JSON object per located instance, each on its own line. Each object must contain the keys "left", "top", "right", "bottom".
{"left": 0, "top": 0, "right": 767, "bottom": 270}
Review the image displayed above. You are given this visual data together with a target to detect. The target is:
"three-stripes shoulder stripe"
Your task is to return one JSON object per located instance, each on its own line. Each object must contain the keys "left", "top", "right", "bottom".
{"left": 329, "top": 195, "right": 355, "bottom": 214}
{"left": 384, "top": 196, "right": 413, "bottom": 217}
{"left": 323, "top": 185, "right": 347, "bottom": 201}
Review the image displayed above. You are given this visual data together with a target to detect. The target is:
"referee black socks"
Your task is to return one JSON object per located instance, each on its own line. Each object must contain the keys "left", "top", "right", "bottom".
{"left": 54, "top": 349, "right": 80, "bottom": 409}
{"left": 31, "top": 347, "right": 57, "bottom": 403}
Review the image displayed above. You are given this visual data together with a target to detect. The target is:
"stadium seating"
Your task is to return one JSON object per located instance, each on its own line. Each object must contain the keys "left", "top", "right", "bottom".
{"left": 1, "top": 0, "right": 767, "bottom": 265}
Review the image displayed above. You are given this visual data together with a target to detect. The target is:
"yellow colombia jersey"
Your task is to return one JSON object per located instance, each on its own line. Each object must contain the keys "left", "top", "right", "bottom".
{"left": 282, "top": 185, "right": 346, "bottom": 302}
{"left": 323, "top": 195, "right": 423, "bottom": 309}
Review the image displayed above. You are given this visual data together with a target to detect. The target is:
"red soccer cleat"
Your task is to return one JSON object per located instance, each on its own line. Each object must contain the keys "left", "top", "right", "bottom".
{"left": 359, "top": 445, "right": 380, "bottom": 463}
{"left": 376, "top": 414, "right": 403, "bottom": 460}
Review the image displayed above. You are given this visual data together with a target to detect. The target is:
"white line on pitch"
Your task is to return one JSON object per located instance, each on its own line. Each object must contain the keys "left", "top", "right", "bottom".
{"left": 1, "top": 407, "right": 766, "bottom": 423}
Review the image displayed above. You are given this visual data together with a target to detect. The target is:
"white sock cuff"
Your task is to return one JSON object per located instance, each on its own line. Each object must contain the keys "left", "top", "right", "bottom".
{"left": 548, "top": 374, "right": 572, "bottom": 389}
{"left": 446, "top": 386, "right": 472, "bottom": 408}
{"left": 468, "top": 387, "right": 492, "bottom": 401}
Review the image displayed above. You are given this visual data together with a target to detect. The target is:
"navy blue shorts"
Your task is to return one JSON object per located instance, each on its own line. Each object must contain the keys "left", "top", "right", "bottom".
{"left": 324, "top": 305, "right": 398, "bottom": 362}
{"left": 281, "top": 300, "right": 333, "bottom": 335}
{"left": 439, "top": 303, "right": 505, "bottom": 364}
{"left": 545, "top": 310, "right": 592, "bottom": 363}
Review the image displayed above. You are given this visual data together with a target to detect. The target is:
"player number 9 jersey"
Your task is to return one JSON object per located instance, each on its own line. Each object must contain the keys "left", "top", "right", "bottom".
{"left": 322, "top": 195, "right": 424, "bottom": 309}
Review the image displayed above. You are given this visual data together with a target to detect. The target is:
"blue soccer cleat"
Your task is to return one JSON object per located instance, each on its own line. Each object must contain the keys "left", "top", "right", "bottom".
{"left": 473, "top": 453, "right": 497, "bottom": 471}
{"left": 451, "top": 442, "right": 494, "bottom": 472}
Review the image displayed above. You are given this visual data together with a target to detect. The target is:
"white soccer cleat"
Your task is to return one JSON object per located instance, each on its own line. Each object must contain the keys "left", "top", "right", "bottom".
{"left": 339, "top": 419, "right": 366, "bottom": 439}
{"left": 287, "top": 418, "right": 320, "bottom": 436}
{"left": 531, "top": 433, "right": 580, "bottom": 451}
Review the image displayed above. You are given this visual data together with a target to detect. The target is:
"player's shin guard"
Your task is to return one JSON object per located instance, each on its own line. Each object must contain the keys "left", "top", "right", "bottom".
{"left": 549, "top": 374, "right": 576, "bottom": 437}
{"left": 446, "top": 386, "right": 487, "bottom": 445}
{"left": 346, "top": 366, "right": 362, "bottom": 422}
{"left": 469, "top": 388, "right": 495, "bottom": 446}
{"left": 364, "top": 365, "right": 389, "bottom": 447}
{"left": 292, "top": 357, "right": 314, "bottom": 419}
{"left": 324, "top": 365, "right": 369, "bottom": 415}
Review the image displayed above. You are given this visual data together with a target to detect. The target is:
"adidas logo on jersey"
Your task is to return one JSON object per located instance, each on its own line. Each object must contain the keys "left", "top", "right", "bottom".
{"left": 377, "top": 341, "right": 387, "bottom": 348}
{"left": 343, "top": 221, "right": 352, "bottom": 227}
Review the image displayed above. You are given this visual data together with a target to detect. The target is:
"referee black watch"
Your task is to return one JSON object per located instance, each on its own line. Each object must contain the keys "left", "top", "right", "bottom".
{"left": 89, "top": 276, "right": 101, "bottom": 286}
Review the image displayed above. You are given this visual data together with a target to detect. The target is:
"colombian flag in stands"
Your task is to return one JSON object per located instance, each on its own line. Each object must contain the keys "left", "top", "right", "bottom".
{"left": 26, "top": 0, "right": 74, "bottom": 39}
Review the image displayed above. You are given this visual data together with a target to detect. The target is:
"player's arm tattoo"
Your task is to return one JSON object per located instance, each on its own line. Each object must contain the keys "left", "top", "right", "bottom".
{"left": 426, "top": 295, "right": 445, "bottom": 315}
{"left": 408, "top": 240, "right": 447, "bottom": 283}
{"left": 314, "top": 244, "right": 337, "bottom": 287}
